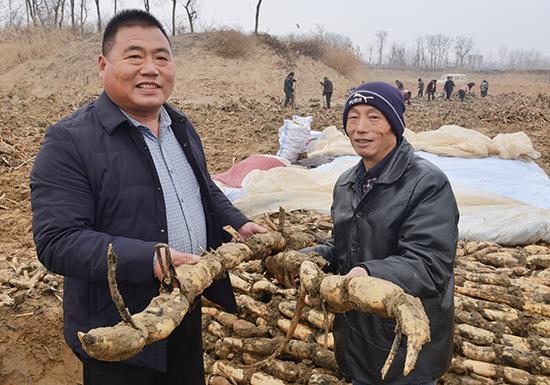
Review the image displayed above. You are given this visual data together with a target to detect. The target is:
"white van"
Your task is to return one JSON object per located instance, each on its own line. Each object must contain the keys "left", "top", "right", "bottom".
{"left": 436, "top": 74, "right": 467, "bottom": 85}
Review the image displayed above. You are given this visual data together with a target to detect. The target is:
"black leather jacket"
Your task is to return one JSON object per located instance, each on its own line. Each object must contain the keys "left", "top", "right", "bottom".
{"left": 316, "top": 138, "right": 459, "bottom": 384}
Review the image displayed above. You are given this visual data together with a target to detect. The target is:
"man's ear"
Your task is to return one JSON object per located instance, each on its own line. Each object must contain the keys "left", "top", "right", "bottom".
{"left": 98, "top": 55, "right": 106, "bottom": 79}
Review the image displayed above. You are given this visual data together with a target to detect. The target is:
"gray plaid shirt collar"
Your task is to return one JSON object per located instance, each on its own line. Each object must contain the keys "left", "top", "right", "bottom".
{"left": 119, "top": 106, "right": 172, "bottom": 136}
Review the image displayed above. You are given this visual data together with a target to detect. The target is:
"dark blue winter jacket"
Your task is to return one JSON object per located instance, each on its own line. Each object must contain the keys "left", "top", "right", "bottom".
{"left": 31, "top": 92, "right": 248, "bottom": 371}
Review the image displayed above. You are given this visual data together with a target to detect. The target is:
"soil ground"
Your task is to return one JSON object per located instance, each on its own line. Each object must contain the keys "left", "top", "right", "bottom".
{"left": 0, "top": 32, "right": 549, "bottom": 385}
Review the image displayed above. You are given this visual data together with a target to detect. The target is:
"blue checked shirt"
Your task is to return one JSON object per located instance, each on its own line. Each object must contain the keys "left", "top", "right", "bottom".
{"left": 121, "top": 107, "right": 207, "bottom": 255}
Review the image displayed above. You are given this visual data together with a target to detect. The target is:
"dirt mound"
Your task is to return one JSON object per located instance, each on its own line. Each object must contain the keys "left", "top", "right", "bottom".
{"left": 0, "top": 32, "right": 368, "bottom": 103}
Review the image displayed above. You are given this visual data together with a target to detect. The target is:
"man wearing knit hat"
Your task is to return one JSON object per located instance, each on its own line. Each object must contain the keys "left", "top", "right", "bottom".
{"left": 310, "top": 82, "right": 459, "bottom": 385}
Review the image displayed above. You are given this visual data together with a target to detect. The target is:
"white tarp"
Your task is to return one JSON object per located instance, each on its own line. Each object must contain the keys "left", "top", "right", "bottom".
{"left": 228, "top": 126, "right": 550, "bottom": 245}
{"left": 306, "top": 125, "right": 541, "bottom": 160}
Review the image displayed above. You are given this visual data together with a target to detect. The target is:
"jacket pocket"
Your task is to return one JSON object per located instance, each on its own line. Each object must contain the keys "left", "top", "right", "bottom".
{"left": 344, "top": 311, "right": 404, "bottom": 351}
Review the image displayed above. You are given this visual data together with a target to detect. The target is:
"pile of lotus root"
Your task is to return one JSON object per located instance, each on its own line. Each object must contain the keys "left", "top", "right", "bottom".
{"left": 75, "top": 210, "right": 550, "bottom": 385}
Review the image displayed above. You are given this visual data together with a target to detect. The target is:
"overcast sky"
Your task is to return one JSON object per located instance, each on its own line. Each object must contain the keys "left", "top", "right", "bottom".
{"left": 115, "top": 0, "right": 550, "bottom": 58}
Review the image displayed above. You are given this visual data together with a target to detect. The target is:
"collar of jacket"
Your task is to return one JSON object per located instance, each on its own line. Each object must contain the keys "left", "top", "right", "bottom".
{"left": 339, "top": 138, "right": 414, "bottom": 187}
{"left": 94, "top": 91, "right": 187, "bottom": 134}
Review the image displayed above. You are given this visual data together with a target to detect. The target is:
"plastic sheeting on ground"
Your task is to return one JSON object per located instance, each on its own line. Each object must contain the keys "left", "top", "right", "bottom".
{"left": 230, "top": 152, "right": 550, "bottom": 246}
{"left": 407, "top": 125, "right": 541, "bottom": 159}
{"left": 306, "top": 125, "right": 541, "bottom": 160}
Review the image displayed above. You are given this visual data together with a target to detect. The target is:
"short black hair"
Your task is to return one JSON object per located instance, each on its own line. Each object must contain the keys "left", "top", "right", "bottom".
{"left": 102, "top": 9, "right": 171, "bottom": 56}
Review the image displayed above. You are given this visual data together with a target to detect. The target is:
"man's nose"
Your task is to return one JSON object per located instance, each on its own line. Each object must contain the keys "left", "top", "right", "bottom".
{"left": 355, "top": 116, "right": 372, "bottom": 132}
{"left": 140, "top": 57, "right": 160, "bottom": 75}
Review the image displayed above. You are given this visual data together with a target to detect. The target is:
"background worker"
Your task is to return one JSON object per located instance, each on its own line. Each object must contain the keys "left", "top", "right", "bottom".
{"left": 283, "top": 71, "right": 296, "bottom": 108}
{"left": 417, "top": 78, "right": 425, "bottom": 98}
{"left": 426, "top": 79, "right": 437, "bottom": 100}
{"left": 444, "top": 76, "right": 455, "bottom": 100}
{"left": 480, "top": 79, "right": 489, "bottom": 97}
{"left": 320, "top": 76, "right": 334, "bottom": 109}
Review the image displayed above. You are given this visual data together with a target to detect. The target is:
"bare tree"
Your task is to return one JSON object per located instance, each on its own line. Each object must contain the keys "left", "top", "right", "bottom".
{"left": 388, "top": 42, "right": 406, "bottom": 68}
{"left": 113, "top": 0, "right": 116, "bottom": 15}
{"left": 52, "top": 0, "right": 65, "bottom": 26}
{"left": 425, "top": 33, "right": 452, "bottom": 70}
{"left": 365, "top": 45, "right": 374, "bottom": 66}
{"left": 414, "top": 37, "right": 425, "bottom": 68}
{"left": 498, "top": 47, "right": 508, "bottom": 68}
{"left": 171, "top": 0, "right": 176, "bottom": 35}
{"left": 60, "top": 0, "right": 66, "bottom": 26}
{"left": 375, "top": 30, "right": 388, "bottom": 67}
{"left": 69, "top": 0, "right": 75, "bottom": 29}
{"left": 25, "top": 0, "right": 38, "bottom": 25}
{"left": 2, "top": 0, "right": 24, "bottom": 27}
{"left": 253, "top": 0, "right": 262, "bottom": 34}
{"left": 143, "top": 0, "right": 149, "bottom": 12}
{"left": 183, "top": 0, "right": 198, "bottom": 33}
{"left": 93, "top": 0, "right": 100, "bottom": 31}
{"left": 79, "top": 0, "right": 87, "bottom": 34}
{"left": 454, "top": 36, "right": 474, "bottom": 67}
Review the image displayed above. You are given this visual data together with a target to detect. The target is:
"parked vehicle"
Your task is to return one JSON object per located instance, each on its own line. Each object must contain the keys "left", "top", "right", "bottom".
{"left": 436, "top": 73, "right": 467, "bottom": 85}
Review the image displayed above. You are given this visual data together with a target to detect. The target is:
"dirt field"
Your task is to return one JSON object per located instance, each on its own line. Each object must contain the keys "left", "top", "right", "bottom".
{"left": 0, "top": 32, "right": 549, "bottom": 385}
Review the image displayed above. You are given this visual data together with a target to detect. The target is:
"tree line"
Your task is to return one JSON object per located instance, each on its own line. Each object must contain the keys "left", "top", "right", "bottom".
{"left": 0, "top": 0, "right": 264, "bottom": 37}
{"left": 367, "top": 30, "right": 550, "bottom": 71}
{"left": 1, "top": 0, "right": 549, "bottom": 71}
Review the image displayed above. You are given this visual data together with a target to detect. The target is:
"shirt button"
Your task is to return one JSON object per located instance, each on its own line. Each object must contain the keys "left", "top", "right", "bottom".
{"left": 356, "top": 212, "right": 363, "bottom": 218}
{"left": 157, "top": 186, "right": 161, "bottom": 191}
{"left": 160, "top": 229, "right": 165, "bottom": 233}
{"left": 351, "top": 247, "right": 358, "bottom": 253}
{"left": 183, "top": 142, "right": 188, "bottom": 147}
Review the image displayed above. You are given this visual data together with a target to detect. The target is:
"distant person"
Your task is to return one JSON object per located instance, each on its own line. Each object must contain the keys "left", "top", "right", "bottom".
{"left": 320, "top": 76, "right": 334, "bottom": 109}
{"left": 480, "top": 80, "right": 489, "bottom": 97}
{"left": 395, "top": 79, "right": 404, "bottom": 91}
{"left": 458, "top": 84, "right": 468, "bottom": 102}
{"left": 417, "top": 78, "right": 425, "bottom": 98}
{"left": 458, "top": 82, "right": 475, "bottom": 102}
{"left": 402, "top": 89, "right": 412, "bottom": 105}
{"left": 426, "top": 79, "right": 437, "bottom": 100}
{"left": 283, "top": 71, "right": 296, "bottom": 108}
{"left": 443, "top": 76, "right": 455, "bottom": 100}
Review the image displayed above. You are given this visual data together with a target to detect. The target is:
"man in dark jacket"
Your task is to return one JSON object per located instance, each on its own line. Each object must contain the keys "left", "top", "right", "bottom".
{"left": 283, "top": 71, "right": 296, "bottom": 107}
{"left": 310, "top": 82, "right": 458, "bottom": 385}
{"left": 444, "top": 76, "right": 455, "bottom": 100}
{"left": 426, "top": 79, "right": 437, "bottom": 101}
{"left": 320, "top": 76, "right": 333, "bottom": 108}
{"left": 395, "top": 79, "right": 404, "bottom": 91}
{"left": 480, "top": 80, "right": 489, "bottom": 97}
{"left": 30, "top": 10, "right": 265, "bottom": 385}
{"left": 417, "top": 78, "right": 425, "bottom": 98}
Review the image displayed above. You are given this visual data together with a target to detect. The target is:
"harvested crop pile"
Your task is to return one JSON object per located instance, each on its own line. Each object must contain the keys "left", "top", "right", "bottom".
{"left": 199, "top": 212, "right": 550, "bottom": 385}
{"left": 201, "top": 210, "right": 348, "bottom": 385}
{"left": 440, "top": 241, "right": 550, "bottom": 385}
{"left": 78, "top": 209, "right": 429, "bottom": 384}
{"left": 2, "top": 209, "right": 550, "bottom": 384}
